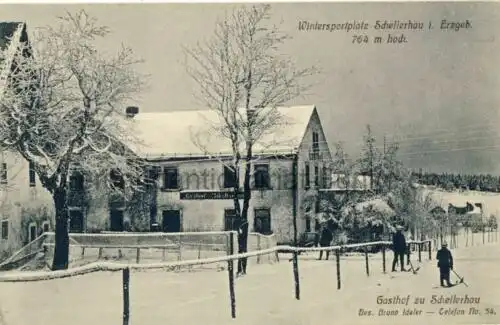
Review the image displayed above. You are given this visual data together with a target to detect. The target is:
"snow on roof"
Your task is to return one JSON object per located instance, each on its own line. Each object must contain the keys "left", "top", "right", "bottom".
{"left": 466, "top": 205, "right": 483, "bottom": 215}
{"left": 341, "top": 198, "right": 395, "bottom": 216}
{"left": 122, "top": 105, "right": 317, "bottom": 158}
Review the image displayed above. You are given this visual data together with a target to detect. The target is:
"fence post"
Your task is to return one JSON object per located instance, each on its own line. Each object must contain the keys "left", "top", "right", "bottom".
{"left": 162, "top": 247, "right": 166, "bottom": 261}
{"left": 483, "top": 228, "right": 485, "bottom": 245}
{"left": 406, "top": 244, "right": 410, "bottom": 266}
{"left": 336, "top": 249, "right": 341, "bottom": 290}
{"left": 364, "top": 246, "right": 369, "bottom": 277}
{"left": 122, "top": 267, "right": 130, "bottom": 325}
{"left": 418, "top": 243, "right": 422, "bottom": 263}
{"left": 227, "top": 232, "right": 236, "bottom": 319}
{"left": 292, "top": 250, "right": 300, "bottom": 300}
{"left": 136, "top": 248, "right": 140, "bottom": 264}
{"left": 178, "top": 234, "right": 182, "bottom": 261}
{"left": 382, "top": 245, "right": 386, "bottom": 273}
{"left": 428, "top": 241, "right": 432, "bottom": 260}
{"left": 197, "top": 242, "right": 202, "bottom": 260}
{"left": 98, "top": 247, "right": 103, "bottom": 259}
{"left": 257, "top": 236, "right": 261, "bottom": 264}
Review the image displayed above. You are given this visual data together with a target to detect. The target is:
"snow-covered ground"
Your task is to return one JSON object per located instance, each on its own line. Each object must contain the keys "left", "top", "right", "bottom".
{"left": 422, "top": 186, "right": 500, "bottom": 218}
{"left": 0, "top": 241, "right": 499, "bottom": 325}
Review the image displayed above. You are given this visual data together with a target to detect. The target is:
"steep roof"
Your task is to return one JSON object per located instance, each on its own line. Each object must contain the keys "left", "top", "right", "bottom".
{"left": 0, "top": 22, "right": 26, "bottom": 97}
{"left": 0, "top": 22, "right": 24, "bottom": 50}
{"left": 123, "top": 105, "right": 317, "bottom": 158}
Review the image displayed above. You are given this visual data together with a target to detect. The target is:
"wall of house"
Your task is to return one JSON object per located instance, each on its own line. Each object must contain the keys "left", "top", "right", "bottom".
{"left": 296, "top": 109, "right": 333, "bottom": 234}
{"left": 0, "top": 151, "right": 54, "bottom": 261}
{"left": 155, "top": 157, "right": 296, "bottom": 243}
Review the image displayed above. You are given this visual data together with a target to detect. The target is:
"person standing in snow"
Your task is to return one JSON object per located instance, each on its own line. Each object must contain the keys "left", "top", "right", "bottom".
{"left": 436, "top": 242, "right": 454, "bottom": 287}
{"left": 391, "top": 225, "right": 407, "bottom": 272}
{"left": 318, "top": 223, "right": 334, "bottom": 260}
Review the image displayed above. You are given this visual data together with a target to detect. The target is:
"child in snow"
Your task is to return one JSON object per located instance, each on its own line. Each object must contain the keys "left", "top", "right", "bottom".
{"left": 436, "top": 242, "right": 454, "bottom": 287}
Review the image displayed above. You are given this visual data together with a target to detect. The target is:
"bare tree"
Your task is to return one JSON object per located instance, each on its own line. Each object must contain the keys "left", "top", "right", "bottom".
{"left": 185, "top": 4, "right": 317, "bottom": 274}
{"left": 0, "top": 11, "right": 146, "bottom": 270}
{"left": 359, "top": 125, "right": 380, "bottom": 192}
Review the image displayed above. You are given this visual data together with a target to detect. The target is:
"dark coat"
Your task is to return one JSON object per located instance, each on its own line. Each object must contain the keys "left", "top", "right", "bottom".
{"left": 436, "top": 248, "right": 453, "bottom": 269}
{"left": 392, "top": 231, "right": 406, "bottom": 253}
{"left": 319, "top": 228, "right": 333, "bottom": 247}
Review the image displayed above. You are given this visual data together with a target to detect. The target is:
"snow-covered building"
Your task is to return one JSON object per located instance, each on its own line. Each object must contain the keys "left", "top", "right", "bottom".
{"left": 120, "top": 105, "right": 333, "bottom": 243}
{"left": 0, "top": 22, "right": 55, "bottom": 260}
{"left": 0, "top": 22, "right": 334, "bottom": 251}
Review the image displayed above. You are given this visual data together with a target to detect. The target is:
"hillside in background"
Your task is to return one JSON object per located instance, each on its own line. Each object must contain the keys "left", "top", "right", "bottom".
{"left": 413, "top": 171, "right": 500, "bottom": 193}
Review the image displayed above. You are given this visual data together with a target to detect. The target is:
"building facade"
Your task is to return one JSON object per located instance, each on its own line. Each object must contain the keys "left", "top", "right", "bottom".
{"left": 126, "top": 105, "right": 333, "bottom": 244}
{"left": 0, "top": 22, "right": 56, "bottom": 260}
{"left": 0, "top": 150, "right": 54, "bottom": 260}
{"left": 0, "top": 22, "right": 335, "bottom": 251}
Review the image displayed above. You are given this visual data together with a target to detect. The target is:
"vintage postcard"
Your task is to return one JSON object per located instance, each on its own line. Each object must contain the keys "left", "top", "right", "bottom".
{"left": 0, "top": 1, "right": 498, "bottom": 325}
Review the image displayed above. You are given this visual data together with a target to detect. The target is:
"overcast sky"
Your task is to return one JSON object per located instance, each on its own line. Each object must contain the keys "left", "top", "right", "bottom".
{"left": 1, "top": 2, "right": 499, "bottom": 174}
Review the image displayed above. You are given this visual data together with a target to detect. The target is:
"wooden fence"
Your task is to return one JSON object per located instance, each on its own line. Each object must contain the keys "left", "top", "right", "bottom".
{"left": 0, "top": 235, "right": 432, "bottom": 325}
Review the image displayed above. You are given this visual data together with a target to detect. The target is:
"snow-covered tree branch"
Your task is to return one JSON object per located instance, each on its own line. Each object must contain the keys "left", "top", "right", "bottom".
{"left": 185, "top": 4, "right": 318, "bottom": 274}
{"left": 0, "top": 11, "right": 147, "bottom": 270}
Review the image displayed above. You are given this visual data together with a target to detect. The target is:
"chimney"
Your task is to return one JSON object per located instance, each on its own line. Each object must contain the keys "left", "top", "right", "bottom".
{"left": 125, "top": 106, "right": 139, "bottom": 118}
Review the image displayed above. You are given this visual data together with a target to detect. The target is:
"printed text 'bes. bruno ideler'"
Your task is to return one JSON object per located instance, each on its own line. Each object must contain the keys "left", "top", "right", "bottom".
{"left": 297, "top": 19, "right": 472, "bottom": 45}
{"left": 356, "top": 294, "right": 498, "bottom": 318}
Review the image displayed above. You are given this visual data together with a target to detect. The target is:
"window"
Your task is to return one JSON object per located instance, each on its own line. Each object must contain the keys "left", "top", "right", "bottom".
{"left": 312, "top": 132, "right": 319, "bottom": 153}
{"left": 254, "top": 208, "right": 272, "bottom": 235}
{"left": 305, "top": 217, "right": 311, "bottom": 232}
{"left": 146, "top": 166, "right": 159, "bottom": 185}
{"left": 314, "top": 165, "right": 319, "bottom": 188}
{"left": 150, "top": 204, "right": 158, "bottom": 227}
{"left": 69, "top": 210, "right": 84, "bottom": 233}
{"left": 304, "top": 163, "right": 310, "bottom": 189}
{"left": 109, "top": 209, "right": 124, "bottom": 231}
{"left": 29, "top": 161, "right": 36, "bottom": 187}
{"left": 42, "top": 221, "right": 50, "bottom": 233}
{"left": 110, "top": 169, "right": 124, "bottom": 189}
{"left": 162, "top": 210, "right": 181, "bottom": 232}
{"left": 223, "top": 165, "right": 237, "bottom": 188}
{"left": 322, "top": 165, "right": 330, "bottom": 188}
{"left": 1, "top": 220, "right": 8, "bottom": 240}
{"left": 28, "top": 223, "right": 37, "bottom": 242}
{"left": 224, "top": 209, "right": 240, "bottom": 232}
{"left": 0, "top": 163, "right": 7, "bottom": 184}
{"left": 70, "top": 171, "right": 84, "bottom": 191}
{"left": 254, "top": 164, "right": 270, "bottom": 189}
{"left": 163, "top": 167, "right": 179, "bottom": 189}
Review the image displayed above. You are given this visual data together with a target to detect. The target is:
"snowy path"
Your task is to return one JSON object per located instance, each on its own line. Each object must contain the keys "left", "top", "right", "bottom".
{"left": 0, "top": 243, "right": 499, "bottom": 325}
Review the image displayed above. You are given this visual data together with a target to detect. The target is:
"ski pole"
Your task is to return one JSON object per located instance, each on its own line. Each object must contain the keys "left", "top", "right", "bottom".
{"left": 452, "top": 269, "right": 468, "bottom": 287}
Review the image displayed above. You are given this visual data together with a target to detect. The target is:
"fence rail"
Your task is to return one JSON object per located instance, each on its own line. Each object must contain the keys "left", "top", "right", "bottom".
{"left": 0, "top": 234, "right": 47, "bottom": 270}
{"left": 0, "top": 237, "right": 433, "bottom": 325}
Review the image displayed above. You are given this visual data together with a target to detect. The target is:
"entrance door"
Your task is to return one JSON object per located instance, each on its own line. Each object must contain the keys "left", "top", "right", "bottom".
{"left": 109, "top": 209, "right": 124, "bottom": 231}
{"left": 162, "top": 210, "right": 181, "bottom": 232}
{"left": 69, "top": 210, "right": 84, "bottom": 233}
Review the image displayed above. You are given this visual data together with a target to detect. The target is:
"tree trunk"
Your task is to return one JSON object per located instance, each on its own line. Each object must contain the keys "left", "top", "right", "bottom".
{"left": 51, "top": 188, "right": 70, "bottom": 270}
{"left": 237, "top": 145, "right": 252, "bottom": 274}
